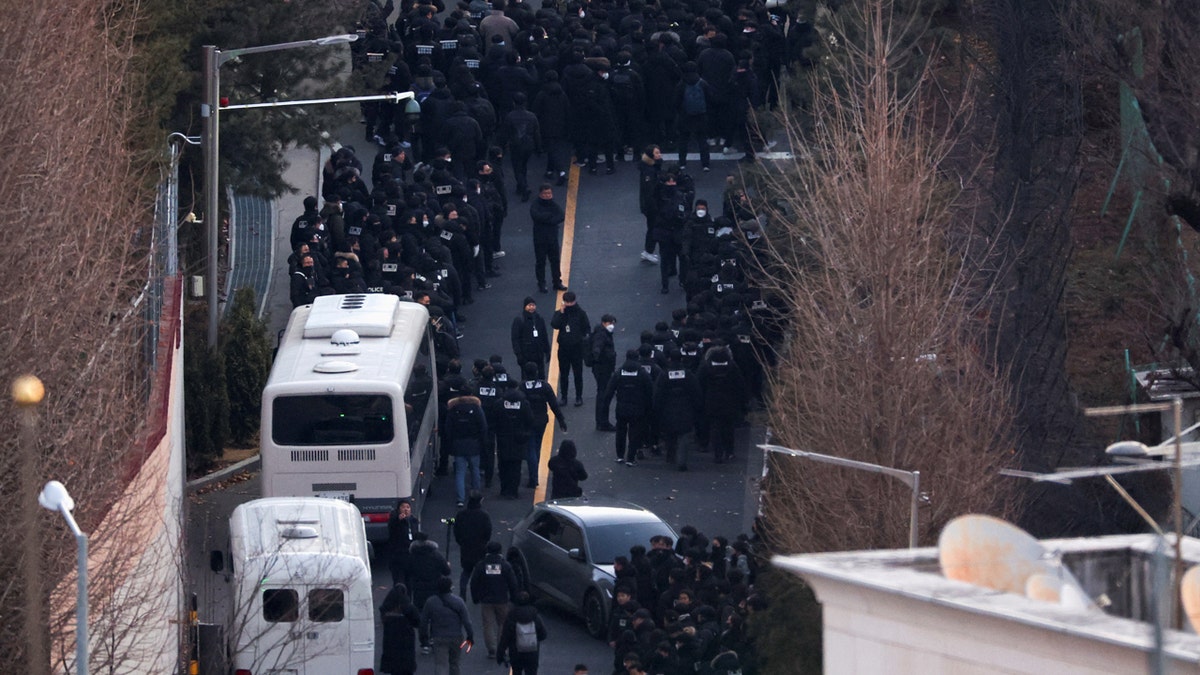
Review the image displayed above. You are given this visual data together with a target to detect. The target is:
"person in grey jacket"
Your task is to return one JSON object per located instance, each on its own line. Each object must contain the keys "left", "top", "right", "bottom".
{"left": 420, "top": 576, "right": 475, "bottom": 675}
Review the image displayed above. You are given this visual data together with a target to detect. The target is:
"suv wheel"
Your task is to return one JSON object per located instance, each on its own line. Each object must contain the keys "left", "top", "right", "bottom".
{"left": 583, "top": 590, "right": 606, "bottom": 639}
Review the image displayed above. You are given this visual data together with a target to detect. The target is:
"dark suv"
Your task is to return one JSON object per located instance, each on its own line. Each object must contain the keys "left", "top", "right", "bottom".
{"left": 508, "top": 497, "right": 677, "bottom": 638}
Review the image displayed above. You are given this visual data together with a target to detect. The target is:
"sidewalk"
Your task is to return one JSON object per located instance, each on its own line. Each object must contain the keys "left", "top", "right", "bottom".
{"left": 260, "top": 143, "right": 324, "bottom": 338}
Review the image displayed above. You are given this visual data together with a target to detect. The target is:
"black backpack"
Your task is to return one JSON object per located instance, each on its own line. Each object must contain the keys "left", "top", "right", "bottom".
{"left": 611, "top": 67, "right": 637, "bottom": 101}
{"left": 683, "top": 80, "right": 707, "bottom": 115}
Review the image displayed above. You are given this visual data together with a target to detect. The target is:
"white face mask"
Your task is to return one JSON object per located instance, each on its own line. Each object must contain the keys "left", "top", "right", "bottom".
{"left": 696, "top": 209, "right": 707, "bottom": 217}
{"left": 606, "top": 324, "right": 615, "bottom": 333}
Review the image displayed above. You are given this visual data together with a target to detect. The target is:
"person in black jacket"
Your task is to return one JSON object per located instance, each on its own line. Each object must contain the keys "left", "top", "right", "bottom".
{"left": 528, "top": 184, "right": 568, "bottom": 293}
{"left": 520, "top": 361, "right": 567, "bottom": 488}
{"left": 469, "top": 540, "right": 519, "bottom": 660}
{"left": 532, "top": 71, "right": 571, "bottom": 185}
{"left": 406, "top": 535, "right": 451, "bottom": 651}
{"left": 453, "top": 492, "right": 493, "bottom": 595}
{"left": 498, "top": 91, "right": 541, "bottom": 201}
{"left": 696, "top": 345, "right": 747, "bottom": 463}
{"left": 494, "top": 387, "right": 535, "bottom": 498}
{"left": 387, "top": 499, "right": 421, "bottom": 585}
{"left": 445, "top": 394, "right": 488, "bottom": 506}
{"left": 511, "top": 296, "right": 551, "bottom": 378}
{"left": 290, "top": 253, "right": 320, "bottom": 307}
{"left": 379, "top": 583, "right": 421, "bottom": 675}
{"left": 550, "top": 291, "right": 591, "bottom": 406}
{"left": 589, "top": 314, "right": 618, "bottom": 431}
{"left": 653, "top": 349, "right": 701, "bottom": 471}
{"left": 637, "top": 146, "right": 663, "bottom": 263}
{"left": 548, "top": 439, "right": 588, "bottom": 499}
{"left": 497, "top": 592, "right": 547, "bottom": 673}
{"left": 601, "top": 350, "right": 654, "bottom": 466}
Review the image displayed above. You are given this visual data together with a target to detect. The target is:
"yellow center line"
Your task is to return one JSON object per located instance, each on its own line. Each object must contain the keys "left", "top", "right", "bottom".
{"left": 534, "top": 164, "right": 581, "bottom": 504}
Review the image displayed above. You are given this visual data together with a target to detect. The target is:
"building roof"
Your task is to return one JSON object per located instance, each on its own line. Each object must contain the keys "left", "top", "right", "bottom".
{"left": 774, "top": 534, "right": 1200, "bottom": 662}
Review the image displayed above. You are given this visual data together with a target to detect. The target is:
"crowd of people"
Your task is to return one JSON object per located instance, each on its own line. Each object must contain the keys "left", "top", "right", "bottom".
{"left": 276, "top": 0, "right": 809, "bottom": 672}
{"left": 382, "top": 489, "right": 767, "bottom": 675}
{"left": 348, "top": 0, "right": 818, "bottom": 175}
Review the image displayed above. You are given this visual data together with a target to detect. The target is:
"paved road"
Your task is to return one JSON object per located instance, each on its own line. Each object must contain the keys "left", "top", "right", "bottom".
{"left": 194, "top": 117, "right": 767, "bottom": 671}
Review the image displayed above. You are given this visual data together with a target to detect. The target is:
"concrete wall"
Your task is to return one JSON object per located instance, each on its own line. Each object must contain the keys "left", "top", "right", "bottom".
{"left": 49, "top": 277, "right": 186, "bottom": 674}
{"left": 812, "top": 575, "right": 1167, "bottom": 674}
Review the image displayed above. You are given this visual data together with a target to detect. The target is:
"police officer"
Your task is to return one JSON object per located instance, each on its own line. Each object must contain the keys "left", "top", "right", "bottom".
{"left": 653, "top": 349, "right": 701, "bottom": 471}
{"left": 469, "top": 541, "right": 519, "bottom": 660}
{"left": 511, "top": 296, "right": 551, "bottom": 379}
{"left": 696, "top": 345, "right": 747, "bottom": 463}
{"left": 528, "top": 183, "right": 568, "bottom": 293}
{"left": 588, "top": 314, "right": 618, "bottom": 431}
{"left": 494, "top": 387, "right": 534, "bottom": 498}
{"left": 550, "top": 291, "right": 591, "bottom": 407}
{"left": 601, "top": 349, "right": 654, "bottom": 466}
{"left": 520, "top": 362, "right": 567, "bottom": 488}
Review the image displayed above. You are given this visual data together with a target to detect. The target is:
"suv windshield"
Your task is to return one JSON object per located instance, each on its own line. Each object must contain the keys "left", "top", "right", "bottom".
{"left": 585, "top": 521, "right": 675, "bottom": 565}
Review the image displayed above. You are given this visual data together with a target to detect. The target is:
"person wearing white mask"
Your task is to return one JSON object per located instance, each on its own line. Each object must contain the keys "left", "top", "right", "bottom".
{"left": 587, "top": 313, "right": 619, "bottom": 431}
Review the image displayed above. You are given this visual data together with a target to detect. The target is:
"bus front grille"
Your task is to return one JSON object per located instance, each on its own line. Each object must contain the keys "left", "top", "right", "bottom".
{"left": 290, "top": 450, "right": 330, "bottom": 462}
{"left": 337, "top": 448, "right": 377, "bottom": 461}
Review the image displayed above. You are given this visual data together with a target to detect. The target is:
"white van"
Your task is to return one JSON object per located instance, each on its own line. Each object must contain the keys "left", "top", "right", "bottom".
{"left": 218, "top": 497, "right": 375, "bottom": 675}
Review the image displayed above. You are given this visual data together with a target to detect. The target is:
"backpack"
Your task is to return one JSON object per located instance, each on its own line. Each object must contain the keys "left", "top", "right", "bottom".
{"left": 515, "top": 619, "right": 538, "bottom": 652}
{"left": 611, "top": 68, "right": 636, "bottom": 100}
{"left": 450, "top": 404, "right": 478, "bottom": 437}
{"left": 683, "top": 80, "right": 707, "bottom": 116}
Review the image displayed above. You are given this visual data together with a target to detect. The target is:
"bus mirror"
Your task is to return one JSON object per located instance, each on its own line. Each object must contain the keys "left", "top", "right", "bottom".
{"left": 210, "top": 550, "right": 225, "bottom": 573}
{"left": 568, "top": 548, "right": 585, "bottom": 562}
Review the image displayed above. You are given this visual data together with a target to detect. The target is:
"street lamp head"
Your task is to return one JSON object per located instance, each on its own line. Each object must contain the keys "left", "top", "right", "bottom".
{"left": 314, "top": 34, "right": 358, "bottom": 46}
{"left": 1106, "top": 440, "right": 1151, "bottom": 457}
{"left": 12, "top": 374, "right": 44, "bottom": 407}
{"left": 39, "top": 480, "right": 75, "bottom": 513}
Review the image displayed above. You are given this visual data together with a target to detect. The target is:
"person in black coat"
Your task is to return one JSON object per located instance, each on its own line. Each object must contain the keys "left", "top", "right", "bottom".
{"left": 453, "top": 492, "right": 493, "bottom": 594}
{"left": 547, "top": 439, "right": 588, "bottom": 499}
{"left": 528, "top": 183, "right": 568, "bottom": 293}
{"left": 494, "top": 386, "right": 535, "bottom": 498}
{"left": 601, "top": 351, "right": 654, "bottom": 465}
{"left": 469, "top": 540, "right": 519, "bottom": 659}
{"left": 653, "top": 349, "right": 701, "bottom": 471}
{"left": 440, "top": 101, "right": 485, "bottom": 180}
{"left": 520, "top": 361, "right": 567, "bottom": 489}
{"left": 511, "top": 296, "right": 551, "bottom": 377}
{"left": 638, "top": 145, "right": 663, "bottom": 261}
{"left": 589, "top": 313, "right": 619, "bottom": 430}
{"left": 550, "top": 291, "right": 591, "bottom": 406}
{"left": 531, "top": 72, "right": 572, "bottom": 185}
{"left": 387, "top": 499, "right": 421, "bottom": 585}
{"left": 379, "top": 583, "right": 421, "bottom": 675}
{"left": 498, "top": 91, "right": 541, "bottom": 200}
{"left": 696, "top": 345, "right": 747, "bottom": 462}
{"left": 497, "top": 592, "right": 547, "bottom": 673}
{"left": 641, "top": 35, "right": 682, "bottom": 142}
{"left": 405, "top": 535, "right": 451, "bottom": 649}
{"left": 578, "top": 57, "right": 618, "bottom": 175}
{"left": 674, "top": 62, "right": 715, "bottom": 172}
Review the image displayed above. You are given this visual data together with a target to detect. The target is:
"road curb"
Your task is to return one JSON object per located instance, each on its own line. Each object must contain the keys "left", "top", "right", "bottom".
{"left": 186, "top": 454, "right": 261, "bottom": 491}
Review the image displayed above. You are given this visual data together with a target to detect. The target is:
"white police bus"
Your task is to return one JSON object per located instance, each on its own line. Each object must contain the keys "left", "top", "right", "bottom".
{"left": 261, "top": 294, "right": 438, "bottom": 541}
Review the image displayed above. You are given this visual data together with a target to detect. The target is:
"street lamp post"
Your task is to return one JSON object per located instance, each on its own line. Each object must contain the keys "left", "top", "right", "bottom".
{"left": 38, "top": 480, "right": 87, "bottom": 675}
{"left": 201, "top": 33, "right": 358, "bottom": 347}
{"left": 759, "top": 443, "right": 924, "bottom": 549}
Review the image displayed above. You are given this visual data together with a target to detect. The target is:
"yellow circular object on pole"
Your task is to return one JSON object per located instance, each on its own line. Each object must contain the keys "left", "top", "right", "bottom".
{"left": 12, "top": 375, "right": 45, "bottom": 406}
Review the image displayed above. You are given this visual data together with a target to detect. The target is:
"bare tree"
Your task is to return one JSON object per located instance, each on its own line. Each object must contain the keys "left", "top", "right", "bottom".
{"left": 1063, "top": 1, "right": 1200, "bottom": 388}
{"left": 751, "top": 0, "right": 1021, "bottom": 554}
{"left": 0, "top": 0, "right": 172, "bottom": 668}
